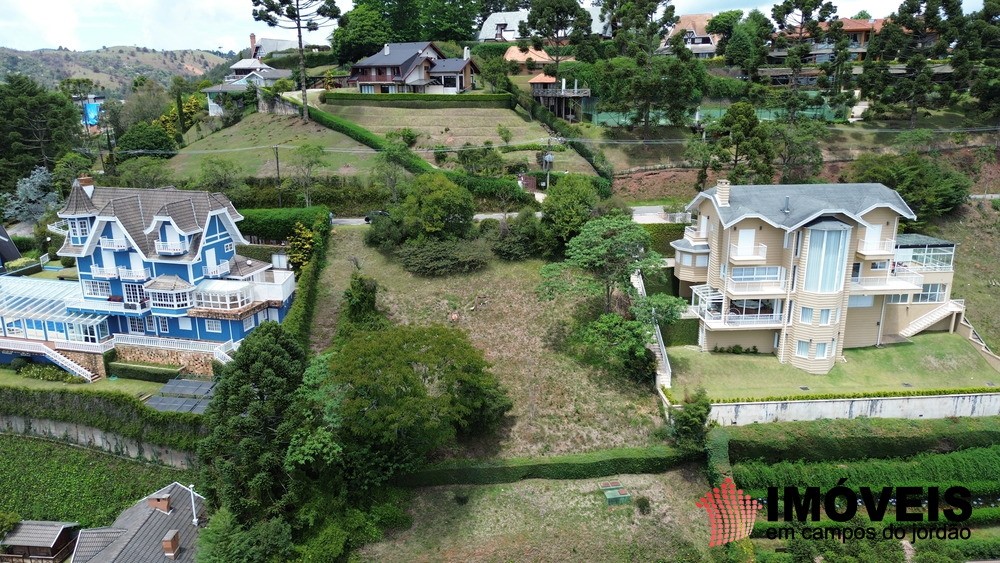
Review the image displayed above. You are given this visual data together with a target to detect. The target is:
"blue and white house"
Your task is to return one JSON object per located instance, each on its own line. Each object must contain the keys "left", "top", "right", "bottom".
{"left": 0, "top": 179, "right": 295, "bottom": 381}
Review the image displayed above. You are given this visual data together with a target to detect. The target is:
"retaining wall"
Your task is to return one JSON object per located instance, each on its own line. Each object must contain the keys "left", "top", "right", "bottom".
{"left": 114, "top": 345, "right": 214, "bottom": 376}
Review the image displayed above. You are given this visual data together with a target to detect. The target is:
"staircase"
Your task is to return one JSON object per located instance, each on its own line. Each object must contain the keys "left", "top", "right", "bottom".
{"left": 899, "top": 300, "right": 965, "bottom": 338}
{"left": 0, "top": 338, "right": 96, "bottom": 382}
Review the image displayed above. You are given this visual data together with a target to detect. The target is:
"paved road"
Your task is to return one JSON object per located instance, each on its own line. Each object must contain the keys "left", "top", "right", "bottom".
{"left": 332, "top": 205, "right": 673, "bottom": 226}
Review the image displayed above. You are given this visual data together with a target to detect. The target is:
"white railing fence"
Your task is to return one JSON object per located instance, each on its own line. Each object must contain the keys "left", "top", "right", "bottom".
{"left": 0, "top": 338, "right": 94, "bottom": 382}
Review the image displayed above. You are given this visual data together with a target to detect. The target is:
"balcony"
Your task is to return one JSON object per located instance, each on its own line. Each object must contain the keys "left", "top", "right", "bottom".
{"left": 100, "top": 237, "right": 128, "bottom": 250}
{"left": 47, "top": 219, "right": 69, "bottom": 236}
{"left": 118, "top": 267, "right": 151, "bottom": 281}
{"left": 729, "top": 243, "right": 767, "bottom": 263}
{"left": 691, "top": 307, "right": 785, "bottom": 329}
{"left": 726, "top": 277, "right": 787, "bottom": 296}
{"left": 531, "top": 86, "right": 592, "bottom": 98}
{"left": 850, "top": 266, "right": 923, "bottom": 293}
{"left": 65, "top": 298, "right": 150, "bottom": 315}
{"left": 204, "top": 262, "right": 231, "bottom": 278}
{"left": 155, "top": 240, "right": 189, "bottom": 255}
{"left": 684, "top": 226, "right": 708, "bottom": 244}
{"left": 252, "top": 269, "right": 296, "bottom": 303}
{"left": 90, "top": 266, "right": 119, "bottom": 279}
{"left": 856, "top": 238, "right": 895, "bottom": 258}
{"left": 352, "top": 74, "right": 400, "bottom": 83}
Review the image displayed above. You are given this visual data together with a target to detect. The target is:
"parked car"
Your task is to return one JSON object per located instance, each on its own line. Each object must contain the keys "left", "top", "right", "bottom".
{"left": 364, "top": 210, "right": 389, "bottom": 223}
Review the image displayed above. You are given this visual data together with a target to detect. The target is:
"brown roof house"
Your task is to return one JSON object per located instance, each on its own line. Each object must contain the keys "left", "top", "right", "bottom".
{"left": 502, "top": 46, "right": 568, "bottom": 74}
{"left": 658, "top": 13, "right": 722, "bottom": 59}
{"left": 72, "top": 483, "right": 205, "bottom": 563}
{"left": 0, "top": 521, "right": 79, "bottom": 563}
{"left": 348, "top": 42, "right": 479, "bottom": 94}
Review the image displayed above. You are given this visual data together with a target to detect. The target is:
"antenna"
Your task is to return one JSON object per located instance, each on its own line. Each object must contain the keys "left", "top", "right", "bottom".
{"left": 189, "top": 484, "right": 199, "bottom": 527}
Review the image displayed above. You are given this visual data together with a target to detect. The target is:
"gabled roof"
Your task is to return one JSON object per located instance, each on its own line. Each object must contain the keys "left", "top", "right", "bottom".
{"left": 429, "top": 58, "right": 478, "bottom": 73}
{"left": 686, "top": 183, "right": 916, "bottom": 231}
{"left": 248, "top": 68, "right": 293, "bottom": 80}
{"left": 503, "top": 46, "right": 558, "bottom": 64}
{"left": 144, "top": 275, "right": 195, "bottom": 292}
{"left": 669, "top": 13, "right": 718, "bottom": 38}
{"left": 476, "top": 7, "right": 612, "bottom": 41}
{"left": 229, "top": 58, "right": 272, "bottom": 71}
{"left": 1, "top": 521, "right": 79, "bottom": 548}
{"left": 528, "top": 73, "right": 557, "bottom": 84}
{"left": 201, "top": 83, "right": 248, "bottom": 94}
{"left": 63, "top": 180, "right": 97, "bottom": 215}
{"left": 72, "top": 483, "right": 205, "bottom": 563}
{"left": 250, "top": 37, "right": 298, "bottom": 59}
{"left": 0, "top": 224, "right": 20, "bottom": 264}
{"left": 353, "top": 42, "right": 442, "bottom": 68}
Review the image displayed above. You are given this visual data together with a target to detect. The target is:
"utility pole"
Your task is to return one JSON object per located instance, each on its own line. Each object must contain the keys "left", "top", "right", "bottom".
{"left": 543, "top": 137, "right": 555, "bottom": 190}
{"left": 274, "top": 145, "right": 282, "bottom": 207}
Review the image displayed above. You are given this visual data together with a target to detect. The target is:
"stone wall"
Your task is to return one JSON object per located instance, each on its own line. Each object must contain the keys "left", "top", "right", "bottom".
{"left": 115, "top": 345, "right": 215, "bottom": 376}
{"left": 60, "top": 350, "right": 106, "bottom": 379}
{"left": 0, "top": 415, "right": 195, "bottom": 469}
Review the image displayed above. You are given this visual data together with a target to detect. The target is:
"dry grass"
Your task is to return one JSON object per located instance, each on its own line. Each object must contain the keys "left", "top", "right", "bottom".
{"left": 357, "top": 465, "right": 711, "bottom": 563}
{"left": 314, "top": 227, "right": 664, "bottom": 458}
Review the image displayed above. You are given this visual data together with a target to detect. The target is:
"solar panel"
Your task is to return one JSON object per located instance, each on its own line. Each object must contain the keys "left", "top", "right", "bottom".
{"left": 160, "top": 379, "right": 215, "bottom": 398}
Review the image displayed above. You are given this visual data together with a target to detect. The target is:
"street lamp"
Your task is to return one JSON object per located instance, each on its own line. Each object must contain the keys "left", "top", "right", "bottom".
{"left": 543, "top": 152, "right": 555, "bottom": 190}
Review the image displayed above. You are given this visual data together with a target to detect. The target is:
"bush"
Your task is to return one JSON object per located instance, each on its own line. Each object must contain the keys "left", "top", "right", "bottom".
{"left": 59, "top": 256, "right": 76, "bottom": 268}
{"left": 107, "top": 362, "right": 181, "bottom": 383}
{"left": 717, "top": 387, "right": 1000, "bottom": 404}
{"left": 992, "top": 199, "right": 1000, "bottom": 212}
{"left": 238, "top": 206, "right": 329, "bottom": 242}
{"left": 641, "top": 224, "right": 686, "bottom": 255}
{"left": 10, "top": 236, "right": 36, "bottom": 253}
{"left": 18, "top": 364, "right": 82, "bottom": 383}
{"left": 4, "top": 257, "right": 39, "bottom": 270}
{"left": 9, "top": 357, "right": 30, "bottom": 373}
{"left": 491, "top": 209, "right": 545, "bottom": 261}
{"left": 235, "top": 244, "right": 284, "bottom": 263}
{"left": 396, "top": 239, "right": 492, "bottom": 276}
{"left": 635, "top": 496, "right": 651, "bottom": 514}
{"left": 281, "top": 214, "right": 331, "bottom": 349}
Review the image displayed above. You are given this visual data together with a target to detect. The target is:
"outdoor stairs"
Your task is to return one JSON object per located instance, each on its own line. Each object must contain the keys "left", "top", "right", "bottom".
{"left": 0, "top": 337, "right": 96, "bottom": 382}
{"left": 898, "top": 300, "right": 965, "bottom": 338}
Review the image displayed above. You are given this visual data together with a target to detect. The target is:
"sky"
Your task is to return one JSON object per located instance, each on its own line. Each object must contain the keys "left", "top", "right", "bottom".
{"left": 0, "top": 0, "right": 986, "bottom": 53}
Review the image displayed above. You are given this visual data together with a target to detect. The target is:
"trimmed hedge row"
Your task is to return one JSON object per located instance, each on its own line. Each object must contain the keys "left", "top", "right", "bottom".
{"left": 705, "top": 428, "right": 732, "bottom": 487}
{"left": 395, "top": 446, "right": 697, "bottom": 487}
{"left": 726, "top": 416, "right": 1000, "bottom": 464}
{"left": 661, "top": 318, "right": 699, "bottom": 346}
{"left": 235, "top": 243, "right": 284, "bottom": 263}
{"left": 641, "top": 224, "right": 686, "bottom": 255}
{"left": 281, "top": 213, "right": 332, "bottom": 349}
{"left": 471, "top": 42, "right": 518, "bottom": 60}
{"left": 443, "top": 172, "right": 531, "bottom": 204}
{"left": 498, "top": 143, "right": 568, "bottom": 153}
{"left": 263, "top": 50, "right": 338, "bottom": 69}
{"left": 322, "top": 92, "right": 514, "bottom": 109}
{"left": 716, "top": 387, "right": 1000, "bottom": 405}
{"left": 0, "top": 387, "right": 204, "bottom": 451}
{"left": 107, "top": 362, "right": 181, "bottom": 383}
{"left": 239, "top": 206, "right": 329, "bottom": 242}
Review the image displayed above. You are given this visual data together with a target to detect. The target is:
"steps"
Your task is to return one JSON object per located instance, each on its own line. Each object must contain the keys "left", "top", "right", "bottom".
{"left": 899, "top": 300, "right": 965, "bottom": 338}
{"left": 0, "top": 338, "right": 96, "bottom": 382}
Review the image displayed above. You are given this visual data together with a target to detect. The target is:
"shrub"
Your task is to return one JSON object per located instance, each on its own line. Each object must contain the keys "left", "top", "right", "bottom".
{"left": 239, "top": 207, "right": 329, "bottom": 242}
{"left": 9, "top": 357, "right": 30, "bottom": 373}
{"left": 59, "top": 256, "right": 76, "bottom": 268}
{"left": 992, "top": 199, "right": 1000, "bottom": 212}
{"left": 387, "top": 127, "right": 419, "bottom": 148}
{"left": 107, "top": 362, "right": 181, "bottom": 383}
{"left": 491, "top": 209, "right": 545, "bottom": 261}
{"left": 4, "top": 257, "right": 39, "bottom": 270}
{"left": 396, "top": 239, "right": 492, "bottom": 276}
{"left": 641, "top": 224, "right": 686, "bottom": 254}
{"left": 635, "top": 496, "right": 651, "bottom": 515}
{"left": 661, "top": 318, "right": 698, "bottom": 346}
{"left": 10, "top": 236, "right": 36, "bottom": 253}
{"left": 320, "top": 91, "right": 514, "bottom": 108}
{"left": 669, "top": 388, "right": 712, "bottom": 451}
{"left": 19, "top": 364, "right": 82, "bottom": 383}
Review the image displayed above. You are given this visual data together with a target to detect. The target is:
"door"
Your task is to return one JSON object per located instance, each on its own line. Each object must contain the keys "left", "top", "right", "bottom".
{"left": 851, "top": 262, "right": 861, "bottom": 281}
{"left": 865, "top": 223, "right": 881, "bottom": 249}
{"left": 737, "top": 229, "right": 755, "bottom": 256}
{"left": 699, "top": 214, "right": 708, "bottom": 236}
{"left": 25, "top": 319, "right": 44, "bottom": 340}
{"left": 205, "top": 248, "right": 216, "bottom": 268}
{"left": 165, "top": 223, "right": 180, "bottom": 243}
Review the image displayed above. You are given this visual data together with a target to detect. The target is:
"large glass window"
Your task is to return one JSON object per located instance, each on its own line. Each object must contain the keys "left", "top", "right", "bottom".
{"left": 731, "top": 266, "right": 782, "bottom": 282}
{"left": 149, "top": 290, "right": 193, "bottom": 308}
{"left": 82, "top": 280, "right": 111, "bottom": 298}
{"left": 887, "top": 294, "right": 909, "bottom": 304}
{"left": 914, "top": 284, "right": 947, "bottom": 303}
{"left": 69, "top": 218, "right": 90, "bottom": 238}
{"left": 848, "top": 295, "right": 874, "bottom": 308}
{"left": 194, "top": 289, "right": 252, "bottom": 310}
{"left": 796, "top": 340, "right": 809, "bottom": 358}
{"left": 804, "top": 228, "right": 850, "bottom": 293}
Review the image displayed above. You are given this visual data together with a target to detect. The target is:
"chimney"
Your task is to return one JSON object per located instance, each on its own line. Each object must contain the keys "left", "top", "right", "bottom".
{"left": 162, "top": 530, "right": 179, "bottom": 560}
{"left": 249, "top": 33, "right": 257, "bottom": 58}
{"left": 716, "top": 179, "right": 731, "bottom": 207}
{"left": 78, "top": 175, "right": 95, "bottom": 198}
{"left": 463, "top": 46, "right": 470, "bottom": 60}
{"left": 383, "top": 43, "right": 390, "bottom": 56}
{"left": 148, "top": 493, "right": 171, "bottom": 513}
{"left": 783, "top": 196, "right": 791, "bottom": 214}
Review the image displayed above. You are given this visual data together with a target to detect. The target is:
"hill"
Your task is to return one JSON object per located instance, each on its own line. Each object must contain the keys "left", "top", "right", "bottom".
{"left": 169, "top": 113, "right": 377, "bottom": 179}
{"left": 0, "top": 45, "right": 224, "bottom": 94}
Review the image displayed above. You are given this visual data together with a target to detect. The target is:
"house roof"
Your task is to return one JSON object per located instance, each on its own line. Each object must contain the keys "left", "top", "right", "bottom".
{"left": 476, "top": 8, "right": 612, "bottom": 42}
{"left": 686, "top": 182, "right": 917, "bottom": 231}
{"left": 63, "top": 179, "right": 97, "bottom": 215}
{"left": 72, "top": 483, "right": 205, "bottom": 563}
{"left": 827, "top": 17, "right": 886, "bottom": 33}
{"left": 669, "top": 13, "right": 717, "bottom": 38}
{"left": 201, "top": 83, "right": 248, "bottom": 94}
{"left": 144, "top": 275, "right": 194, "bottom": 292}
{"left": 1, "top": 521, "right": 79, "bottom": 548}
{"left": 57, "top": 185, "right": 244, "bottom": 263}
{"left": 0, "top": 224, "right": 21, "bottom": 264}
{"left": 228, "top": 254, "right": 272, "bottom": 279}
{"left": 896, "top": 233, "right": 955, "bottom": 247}
{"left": 229, "top": 58, "right": 273, "bottom": 71}
{"left": 353, "top": 42, "right": 442, "bottom": 68}
{"left": 249, "top": 68, "right": 293, "bottom": 80}
{"left": 250, "top": 37, "right": 298, "bottom": 59}
{"left": 503, "top": 46, "right": 557, "bottom": 64}
{"left": 528, "top": 73, "right": 557, "bottom": 84}
{"left": 429, "top": 58, "right": 477, "bottom": 73}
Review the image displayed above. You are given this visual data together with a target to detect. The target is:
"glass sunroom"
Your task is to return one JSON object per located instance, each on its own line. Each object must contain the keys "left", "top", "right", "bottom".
{"left": 0, "top": 277, "right": 110, "bottom": 342}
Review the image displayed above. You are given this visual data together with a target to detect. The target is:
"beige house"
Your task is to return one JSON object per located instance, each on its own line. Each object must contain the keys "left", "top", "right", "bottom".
{"left": 673, "top": 180, "right": 965, "bottom": 374}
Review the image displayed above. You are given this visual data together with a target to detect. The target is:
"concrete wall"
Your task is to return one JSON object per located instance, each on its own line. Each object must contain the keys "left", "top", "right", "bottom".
{"left": 115, "top": 345, "right": 214, "bottom": 376}
{"left": 706, "top": 330, "right": 777, "bottom": 354}
{"left": 0, "top": 416, "right": 195, "bottom": 468}
{"left": 707, "top": 393, "right": 1000, "bottom": 426}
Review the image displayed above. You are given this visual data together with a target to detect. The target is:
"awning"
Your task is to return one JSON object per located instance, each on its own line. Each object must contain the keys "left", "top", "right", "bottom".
{"left": 0, "top": 278, "right": 107, "bottom": 325}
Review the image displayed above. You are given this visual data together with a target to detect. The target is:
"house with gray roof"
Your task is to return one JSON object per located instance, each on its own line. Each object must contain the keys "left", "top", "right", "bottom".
{"left": 348, "top": 42, "right": 479, "bottom": 94}
{"left": 72, "top": 483, "right": 205, "bottom": 563}
{"left": 0, "top": 224, "right": 22, "bottom": 273}
{"left": 0, "top": 520, "right": 79, "bottom": 562}
{"left": 673, "top": 179, "right": 964, "bottom": 374}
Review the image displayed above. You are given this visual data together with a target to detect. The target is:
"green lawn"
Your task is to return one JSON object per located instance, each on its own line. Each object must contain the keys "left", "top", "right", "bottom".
{"left": 0, "top": 369, "right": 163, "bottom": 397}
{"left": 669, "top": 332, "right": 999, "bottom": 401}
{"left": 356, "top": 466, "right": 711, "bottom": 562}
{"left": 29, "top": 267, "right": 78, "bottom": 280}
{"left": 0, "top": 434, "right": 195, "bottom": 527}
{"left": 170, "top": 112, "right": 376, "bottom": 180}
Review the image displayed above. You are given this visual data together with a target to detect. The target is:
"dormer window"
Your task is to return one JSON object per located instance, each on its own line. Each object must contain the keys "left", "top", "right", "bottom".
{"left": 69, "top": 219, "right": 90, "bottom": 238}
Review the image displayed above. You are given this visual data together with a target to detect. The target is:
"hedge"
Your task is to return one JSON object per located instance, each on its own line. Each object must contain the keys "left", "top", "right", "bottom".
{"left": 497, "top": 143, "right": 568, "bottom": 153}
{"left": 705, "top": 428, "right": 732, "bottom": 487}
{"left": 715, "top": 387, "right": 1000, "bottom": 405}
{"left": 661, "top": 318, "right": 698, "bottom": 346}
{"left": 239, "top": 206, "right": 329, "bottom": 242}
{"left": 321, "top": 92, "right": 514, "bottom": 109}
{"left": 236, "top": 243, "right": 284, "bottom": 263}
{"left": 726, "top": 416, "right": 1000, "bottom": 464}
{"left": 471, "top": 42, "right": 518, "bottom": 60}
{"left": 0, "top": 387, "right": 204, "bottom": 451}
{"left": 10, "top": 236, "right": 36, "bottom": 253}
{"left": 281, "top": 212, "right": 332, "bottom": 349}
{"left": 395, "top": 446, "right": 697, "bottom": 486}
{"left": 107, "top": 362, "right": 181, "bottom": 383}
{"left": 443, "top": 172, "right": 531, "bottom": 204}
{"left": 641, "top": 224, "right": 686, "bottom": 255}
{"left": 263, "top": 50, "right": 339, "bottom": 69}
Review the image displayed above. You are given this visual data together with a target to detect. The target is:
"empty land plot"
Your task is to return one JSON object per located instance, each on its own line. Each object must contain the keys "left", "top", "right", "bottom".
{"left": 317, "top": 227, "right": 663, "bottom": 458}
{"left": 318, "top": 104, "right": 596, "bottom": 174}
{"left": 169, "top": 113, "right": 376, "bottom": 179}
{"left": 357, "top": 466, "right": 711, "bottom": 563}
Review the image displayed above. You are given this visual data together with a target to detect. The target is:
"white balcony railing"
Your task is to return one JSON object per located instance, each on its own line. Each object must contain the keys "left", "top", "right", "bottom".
{"left": 114, "top": 334, "right": 233, "bottom": 354}
{"left": 726, "top": 277, "right": 787, "bottom": 294}
{"left": 693, "top": 308, "right": 784, "bottom": 327}
{"left": 47, "top": 220, "right": 69, "bottom": 236}
{"left": 684, "top": 226, "right": 707, "bottom": 242}
{"left": 55, "top": 339, "right": 117, "bottom": 354}
{"left": 155, "top": 240, "right": 190, "bottom": 255}
{"left": 118, "top": 267, "right": 151, "bottom": 281}
{"left": 65, "top": 298, "right": 151, "bottom": 314}
{"left": 204, "top": 262, "right": 231, "bottom": 278}
{"left": 100, "top": 237, "right": 129, "bottom": 250}
{"left": 857, "top": 239, "right": 895, "bottom": 254}
{"left": 90, "top": 266, "right": 119, "bottom": 279}
{"left": 252, "top": 269, "right": 296, "bottom": 302}
{"left": 730, "top": 243, "right": 767, "bottom": 260}
{"left": 851, "top": 266, "right": 923, "bottom": 290}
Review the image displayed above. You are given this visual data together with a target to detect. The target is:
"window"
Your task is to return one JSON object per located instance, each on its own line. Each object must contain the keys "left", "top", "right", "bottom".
{"left": 720, "top": 264, "right": 728, "bottom": 279}
{"left": 145, "top": 317, "right": 156, "bottom": 331}
{"left": 800, "top": 307, "right": 814, "bottom": 324}
{"left": 178, "top": 317, "right": 192, "bottom": 331}
{"left": 149, "top": 291, "right": 192, "bottom": 309}
{"left": 206, "top": 319, "right": 222, "bottom": 333}
{"left": 914, "top": 284, "right": 947, "bottom": 303}
{"left": 123, "top": 283, "right": 145, "bottom": 304}
{"left": 731, "top": 266, "right": 782, "bottom": 282}
{"left": 848, "top": 295, "right": 874, "bottom": 308}
{"left": 194, "top": 289, "right": 252, "bottom": 310}
{"left": 128, "top": 317, "right": 145, "bottom": 334}
{"left": 888, "top": 294, "right": 909, "bottom": 304}
{"left": 69, "top": 218, "right": 90, "bottom": 238}
{"left": 158, "top": 317, "right": 169, "bottom": 333}
{"left": 224, "top": 242, "right": 234, "bottom": 253}
{"left": 82, "top": 280, "right": 111, "bottom": 298}
{"left": 794, "top": 231, "right": 802, "bottom": 257}
{"left": 243, "top": 316, "right": 255, "bottom": 331}
{"left": 442, "top": 76, "right": 457, "bottom": 88}
{"left": 816, "top": 342, "right": 828, "bottom": 359}
{"left": 695, "top": 254, "right": 709, "bottom": 267}
{"left": 804, "top": 227, "right": 850, "bottom": 293}
{"left": 360, "top": 84, "right": 374, "bottom": 94}
{"left": 871, "top": 261, "right": 888, "bottom": 271}
{"left": 819, "top": 308, "right": 831, "bottom": 325}
{"left": 796, "top": 340, "right": 809, "bottom": 358}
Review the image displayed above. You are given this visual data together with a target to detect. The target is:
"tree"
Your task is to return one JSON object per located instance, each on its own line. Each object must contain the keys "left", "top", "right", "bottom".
{"left": 630, "top": 292, "right": 688, "bottom": 326}
{"left": 116, "top": 122, "right": 176, "bottom": 160}
{"left": 284, "top": 354, "right": 344, "bottom": 476}
{"left": 850, "top": 153, "right": 970, "bottom": 225}
{"left": 290, "top": 143, "right": 327, "bottom": 207}
{"left": 497, "top": 124, "right": 512, "bottom": 145}
{"left": 771, "top": 0, "right": 836, "bottom": 121}
{"left": 669, "top": 388, "right": 712, "bottom": 449}
{"left": 52, "top": 152, "right": 93, "bottom": 197}
{"left": 419, "top": 0, "right": 478, "bottom": 41}
{"left": 354, "top": 0, "right": 422, "bottom": 42}
{"left": 4, "top": 167, "right": 59, "bottom": 223}
{"left": 121, "top": 79, "right": 171, "bottom": 131}
{"left": 683, "top": 137, "right": 719, "bottom": 191}
{"left": 331, "top": 5, "right": 393, "bottom": 65}
{"left": 713, "top": 102, "right": 775, "bottom": 184}
{"left": 479, "top": 56, "right": 517, "bottom": 92}
{"left": 518, "top": 0, "right": 592, "bottom": 78}
{"left": 116, "top": 156, "right": 173, "bottom": 189}
{"left": 965, "top": 0, "right": 1000, "bottom": 115}
{"left": 199, "top": 157, "right": 245, "bottom": 192}
{"left": 578, "top": 313, "right": 656, "bottom": 382}
{"left": 705, "top": 10, "right": 744, "bottom": 57}
{"left": 540, "top": 175, "right": 598, "bottom": 245}
{"left": 371, "top": 141, "right": 409, "bottom": 204}
{"left": 771, "top": 119, "right": 827, "bottom": 183}
{"left": 853, "top": 9, "right": 872, "bottom": 19}
{"left": 252, "top": 0, "right": 342, "bottom": 121}
{"left": 725, "top": 20, "right": 766, "bottom": 77}
{"left": 399, "top": 173, "right": 476, "bottom": 241}
{"left": 198, "top": 322, "right": 306, "bottom": 525}
{"left": 606, "top": 0, "right": 677, "bottom": 62}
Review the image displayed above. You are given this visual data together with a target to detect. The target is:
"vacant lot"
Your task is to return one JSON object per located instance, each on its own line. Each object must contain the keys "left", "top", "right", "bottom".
{"left": 0, "top": 434, "right": 195, "bottom": 527}
{"left": 357, "top": 465, "right": 711, "bottom": 562}
{"left": 314, "top": 227, "right": 663, "bottom": 458}
{"left": 169, "top": 113, "right": 376, "bottom": 179}
{"left": 317, "top": 104, "right": 596, "bottom": 175}
{"left": 669, "top": 332, "right": 998, "bottom": 401}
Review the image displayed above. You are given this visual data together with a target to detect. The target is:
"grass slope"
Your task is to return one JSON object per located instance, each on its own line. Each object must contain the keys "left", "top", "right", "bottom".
{"left": 317, "top": 103, "right": 596, "bottom": 175}
{"left": 169, "top": 113, "right": 376, "bottom": 179}
{"left": 315, "top": 227, "right": 663, "bottom": 458}
{"left": 357, "top": 466, "right": 710, "bottom": 562}
{"left": 669, "top": 332, "right": 999, "bottom": 401}
{"left": 0, "top": 434, "right": 196, "bottom": 527}
{"left": 0, "top": 368, "right": 163, "bottom": 396}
